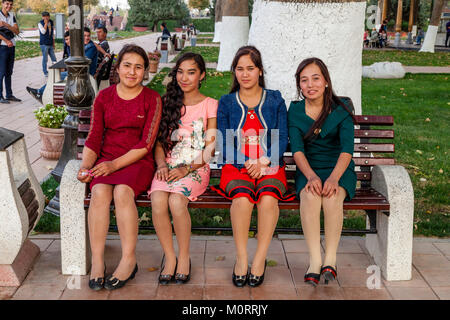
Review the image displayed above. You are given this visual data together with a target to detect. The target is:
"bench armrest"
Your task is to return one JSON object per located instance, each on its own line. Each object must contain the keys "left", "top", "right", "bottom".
{"left": 367, "top": 165, "right": 414, "bottom": 281}
{"left": 60, "top": 159, "right": 90, "bottom": 275}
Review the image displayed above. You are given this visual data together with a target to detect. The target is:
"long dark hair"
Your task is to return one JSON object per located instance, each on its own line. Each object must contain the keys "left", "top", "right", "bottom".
{"left": 114, "top": 44, "right": 149, "bottom": 83}
{"left": 230, "top": 46, "right": 266, "bottom": 93}
{"left": 295, "top": 57, "right": 356, "bottom": 141}
{"left": 158, "top": 52, "right": 207, "bottom": 154}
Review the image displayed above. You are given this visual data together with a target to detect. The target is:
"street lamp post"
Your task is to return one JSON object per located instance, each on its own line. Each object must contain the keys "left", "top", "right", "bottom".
{"left": 45, "top": 0, "right": 95, "bottom": 216}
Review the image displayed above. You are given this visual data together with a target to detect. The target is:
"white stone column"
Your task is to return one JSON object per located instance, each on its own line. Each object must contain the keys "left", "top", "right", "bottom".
{"left": 217, "top": 0, "right": 250, "bottom": 72}
{"left": 419, "top": 25, "right": 438, "bottom": 53}
{"left": 248, "top": 0, "right": 366, "bottom": 114}
{"left": 365, "top": 165, "right": 414, "bottom": 281}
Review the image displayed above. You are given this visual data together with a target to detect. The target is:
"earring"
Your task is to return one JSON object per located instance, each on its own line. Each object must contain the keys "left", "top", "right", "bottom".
{"left": 325, "top": 84, "right": 328, "bottom": 88}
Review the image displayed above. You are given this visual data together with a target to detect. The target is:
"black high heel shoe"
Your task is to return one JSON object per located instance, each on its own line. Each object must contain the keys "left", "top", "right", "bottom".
{"left": 304, "top": 266, "right": 321, "bottom": 287}
{"left": 104, "top": 264, "right": 138, "bottom": 290}
{"left": 321, "top": 265, "right": 337, "bottom": 285}
{"left": 88, "top": 264, "right": 106, "bottom": 291}
{"left": 159, "top": 255, "right": 177, "bottom": 285}
{"left": 232, "top": 262, "right": 249, "bottom": 288}
{"left": 248, "top": 260, "right": 267, "bottom": 288}
{"left": 175, "top": 258, "right": 191, "bottom": 284}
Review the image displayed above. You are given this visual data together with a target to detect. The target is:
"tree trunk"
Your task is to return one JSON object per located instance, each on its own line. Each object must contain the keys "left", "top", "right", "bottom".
{"left": 420, "top": 0, "right": 444, "bottom": 53}
{"left": 213, "top": 0, "right": 223, "bottom": 43}
{"left": 217, "top": 0, "right": 249, "bottom": 71}
{"left": 395, "top": 0, "right": 403, "bottom": 33}
{"left": 248, "top": 0, "right": 366, "bottom": 114}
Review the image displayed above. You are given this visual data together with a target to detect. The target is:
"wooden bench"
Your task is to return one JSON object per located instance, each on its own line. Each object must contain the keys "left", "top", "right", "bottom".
{"left": 60, "top": 110, "right": 414, "bottom": 281}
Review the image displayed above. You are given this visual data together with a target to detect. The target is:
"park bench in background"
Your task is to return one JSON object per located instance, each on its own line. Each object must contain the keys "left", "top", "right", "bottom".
{"left": 0, "top": 128, "right": 46, "bottom": 286}
{"left": 59, "top": 100, "right": 414, "bottom": 282}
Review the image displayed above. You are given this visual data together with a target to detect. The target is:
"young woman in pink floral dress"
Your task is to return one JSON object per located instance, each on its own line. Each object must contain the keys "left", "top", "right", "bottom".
{"left": 148, "top": 52, "right": 218, "bottom": 284}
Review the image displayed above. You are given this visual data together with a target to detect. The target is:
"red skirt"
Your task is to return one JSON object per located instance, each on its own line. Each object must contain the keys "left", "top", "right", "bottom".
{"left": 210, "top": 164, "right": 296, "bottom": 204}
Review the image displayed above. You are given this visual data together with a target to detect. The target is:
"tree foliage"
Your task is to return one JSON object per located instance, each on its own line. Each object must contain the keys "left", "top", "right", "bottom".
{"left": 128, "top": 0, "right": 190, "bottom": 29}
{"left": 189, "top": 0, "right": 210, "bottom": 10}
{"left": 55, "top": 0, "right": 68, "bottom": 13}
{"left": 27, "top": 0, "right": 52, "bottom": 14}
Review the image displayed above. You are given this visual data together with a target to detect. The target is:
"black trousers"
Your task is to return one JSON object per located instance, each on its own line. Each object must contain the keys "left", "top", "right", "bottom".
{"left": 0, "top": 45, "right": 15, "bottom": 99}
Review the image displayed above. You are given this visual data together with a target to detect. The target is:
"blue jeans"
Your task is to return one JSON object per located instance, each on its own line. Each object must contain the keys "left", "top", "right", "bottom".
{"left": 416, "top": 36, "right": 423, "bottom": 44}
{"left": 0, "top": 45, "right": 15, "bottom": 99}
{"left": 39, "top": 71, "right": 67, "bottom": 96}
{"left": 40, "top": 44, "right": 57, "bottom": 76}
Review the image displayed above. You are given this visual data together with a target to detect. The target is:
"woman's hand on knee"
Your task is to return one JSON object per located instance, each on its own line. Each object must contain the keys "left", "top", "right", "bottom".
{"left": 322, "top": 176, "right": 339, "bottom": 198}
{"left": 90, "top": 161, "right": 117, "bottom": 177}
{"left": 305, "top": 175, "right": 322, "bottom": 196}
{"left": 156, "top": 165, "right": 169, "bottom": 181}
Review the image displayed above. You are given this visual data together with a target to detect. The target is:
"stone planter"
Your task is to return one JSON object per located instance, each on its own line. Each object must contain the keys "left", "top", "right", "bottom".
{"left": 132, "top": 26, "right": 148, "bottom": 32}
{"left": 38, "top": 126, "right": 65, "bottom": 160}
{"left": 149, "top": 60, "right": 159, "bottom": 73}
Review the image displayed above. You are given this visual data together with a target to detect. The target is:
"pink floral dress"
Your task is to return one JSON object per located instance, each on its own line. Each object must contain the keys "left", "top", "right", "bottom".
{"left": 148, "top": 97, "right": 218, "bottom": 201}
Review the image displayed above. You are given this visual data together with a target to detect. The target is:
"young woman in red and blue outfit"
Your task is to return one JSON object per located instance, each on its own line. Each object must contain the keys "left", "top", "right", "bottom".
{"left": 212, "top": 46, "right": 294, "bottom": 287}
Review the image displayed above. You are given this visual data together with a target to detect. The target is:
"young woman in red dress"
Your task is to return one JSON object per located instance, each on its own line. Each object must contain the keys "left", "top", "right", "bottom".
{"left": 77, "top": 44, "right": 162, "bottom": 291}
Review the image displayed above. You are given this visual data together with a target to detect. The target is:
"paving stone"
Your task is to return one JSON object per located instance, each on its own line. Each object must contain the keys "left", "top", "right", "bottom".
{"left": 432, "top": 286, "right": 450, "bottom": 300}
{"left": 386, "top": 287, "right": 438, "bottom": 300}
{"left": 11, "top": 283, "right": 65, "bottom": 300}
{"left": 204, "top": 284, "right": 250, "bottom": 300}
{"left": 297, "top": 286, "right": 345, "bottom": 300}
{"left": 250, "top": 284, "right": 298, "bottom": 300}
{"left": 413, "top": 254, "right": 450, "bottom": 271}
{"left": 0, "top": 287, "right": 18, "bottom": 300}
{"left": 412, "top": 241, "right": 443, "bottom": 255}
{"left": 341, "top": 287, "right": 392, "bottom": 300}
{"left": 155, "top": 284, "right": 204, "bottom": 300}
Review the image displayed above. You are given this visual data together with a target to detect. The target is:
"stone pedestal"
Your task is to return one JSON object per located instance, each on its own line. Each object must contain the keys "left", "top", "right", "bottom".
{"left": 0, "top": 240, "right": 40, "bottom": 286}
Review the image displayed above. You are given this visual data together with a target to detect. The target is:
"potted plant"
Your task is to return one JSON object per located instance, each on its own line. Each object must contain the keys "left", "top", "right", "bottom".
{"left": 34, "top": 104, "right": 68, "bottom": 160}
{"left": 148, "top": 50, "right": 161, "bottom": 73}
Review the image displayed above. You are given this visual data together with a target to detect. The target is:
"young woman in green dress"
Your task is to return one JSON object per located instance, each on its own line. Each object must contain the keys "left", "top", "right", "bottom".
{"left": 287, "top": 57, "right": 356, "bottom": 287}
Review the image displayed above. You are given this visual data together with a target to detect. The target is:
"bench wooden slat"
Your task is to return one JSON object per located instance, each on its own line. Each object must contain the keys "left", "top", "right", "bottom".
{"left": 353, "top": 157, "right": 395, "bottom": 166}
{"left": 354, "top": 115, "right": 393, "bottom": 125}
{"left": 355, "top": 129, "right": 394, "bottom": 139}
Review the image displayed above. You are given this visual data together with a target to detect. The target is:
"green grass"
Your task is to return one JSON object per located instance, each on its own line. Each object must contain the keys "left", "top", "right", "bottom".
{"left": 197, "top": 33, "right": 214, "bottom": 38}
{"left": 16, "top": 14, "right": 42, "bottom": 29}
{"left": 362, "top": 74, "right": 449, "bottom": 237}
{"left": 33, "top": 176, "right": 60, "bottom": 233}
{"left": 362, "top": 49, "right": 450, "bottom": 66}
{"left": 15, "top": 41, "right": 64, "bottom": 60}
{"left": 172, "top": 46, "right": 219, "bottom": 63}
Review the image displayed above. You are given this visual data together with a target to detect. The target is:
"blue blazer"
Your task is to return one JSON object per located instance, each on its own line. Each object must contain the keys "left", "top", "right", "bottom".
{"left": 216, "top": 88, "right": 288, "bottom": 168}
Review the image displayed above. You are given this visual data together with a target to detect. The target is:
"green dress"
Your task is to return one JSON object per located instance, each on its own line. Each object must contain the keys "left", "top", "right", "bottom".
{"left": 287, "top": 99, "right": 356, "bottom": 201}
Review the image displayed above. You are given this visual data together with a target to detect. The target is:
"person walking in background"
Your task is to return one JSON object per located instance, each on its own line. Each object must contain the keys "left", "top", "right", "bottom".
{"left": 38, "top": 11, "right": 57, "bottom": 78}
{"left": 108, "top": 8, "right": 113, "bottom": 26}
{"left": 0, "top": 0, "right": 21, "bottom": 103}
{"left": 445, "top": 20, "right": 450, "bottom": 47}
{"left": 415, "top": 27, "right": 424, "bottom": 45}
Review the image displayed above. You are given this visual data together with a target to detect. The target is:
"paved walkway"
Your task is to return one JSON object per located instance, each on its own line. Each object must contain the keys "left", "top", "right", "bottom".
{"left": 0, "top": 235, "right": 449, "bottom": 300}
{"left": 2, "top": 33, "right": 176, "bottom": 183}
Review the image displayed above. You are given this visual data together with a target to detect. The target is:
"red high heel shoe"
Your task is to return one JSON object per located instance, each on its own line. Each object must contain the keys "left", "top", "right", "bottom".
{"left": 321, "top": 265, "right": 337, "bottom": 285}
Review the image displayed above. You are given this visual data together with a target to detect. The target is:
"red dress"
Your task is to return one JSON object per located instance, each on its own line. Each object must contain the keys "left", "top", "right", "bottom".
{"left": 212, "top": 109, "right": 295, "bottom": 203}
{"left": 84, "top": 85, "right": 162, "bottom": 198}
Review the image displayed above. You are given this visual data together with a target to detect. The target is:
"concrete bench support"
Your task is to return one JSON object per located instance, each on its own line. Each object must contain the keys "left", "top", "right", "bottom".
{"left": 365, "top": 165, "right": 414, "bottom": 281}
{"left": 60, "top": 159, "right": 90, "bottom": 275}
{"left": 0, "top": 134, "right": 45, "bottom": 286}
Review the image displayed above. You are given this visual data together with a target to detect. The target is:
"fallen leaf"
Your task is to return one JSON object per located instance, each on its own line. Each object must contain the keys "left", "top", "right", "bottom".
{"left": 248, "top": 231, "right": 255, "bottom": 238}
{"left": 439, "top": 169, "right": 443, "bottom": 174}
{"left": 414, "top": 224, "right": 418, "bottom": 230}
{"left": 427, "top": 157, "right": 435, "bottom": 161}
{"left": 415, "top": 150, "right": 423, "bottom": 154}
{"left": 46, "top": 165, "right": 54, "bottom": 170}
{"left": 267, "top": 260, "right": 278, "bottom": 267}
{"left": 213, "top": 215, "right": 223, "bottom": 223}
{"left": 419, "top": 178, "right": 427, "bottom": 182}
{"left": 436, "top": 146, "right": 440, "bottom": 149}
{"left": 47, "top": 189, "right": 53, "bottom": 193}
{"left": 147, "top": 267, "right": 159, "bottom": 272}
{"left": 425, "top": 118, "right": 431, "bottom": 122}
{"left": 426, "top": 210, "right": 432, "bottom": 214}
{"left": 215, "top": 256, "right": 225, "bottom": 261}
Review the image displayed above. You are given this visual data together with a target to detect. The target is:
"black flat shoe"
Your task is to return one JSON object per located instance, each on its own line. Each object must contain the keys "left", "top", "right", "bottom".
{"left": 304, "top": 266, "right": 321, "bottom": 287}
{"left": 6, "top": 95, "right": 21, "bottom": 102}
{"left": 159, "top": 255, "right": 177, "bottom": 285}
{"left": 232, "top": 262, "right": 249, "bottom": 288}
{"left": 104, "top": 264, "right": 138, "bottom": 290}
{"left": 321, "top": 265, "right": 337, "bottom": 284}
{"left": 175, "top": 258, "right": 191, "bottom": 284}
{"left": 248, "top": 260, "right": 267, "bottom": 288}
{"left": 88, "top": 264, "right": 106, "bottom": 291}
